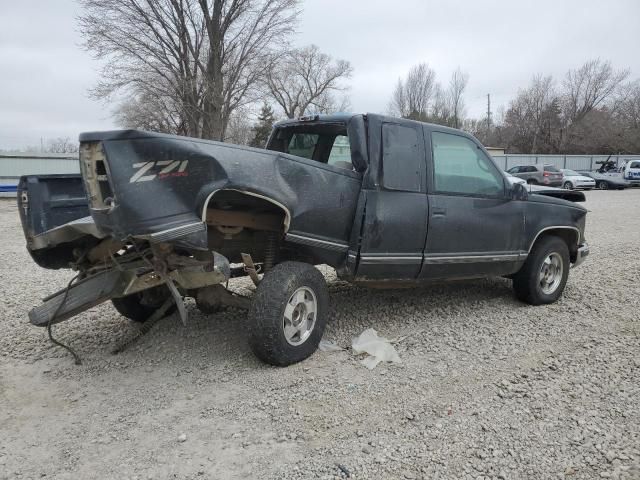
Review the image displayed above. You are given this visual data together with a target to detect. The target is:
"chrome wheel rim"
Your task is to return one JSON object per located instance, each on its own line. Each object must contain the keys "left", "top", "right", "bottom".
{"left": 539, "top": 252, "right": 563, "bottom": 295}
{"left": 283, "top": 287, "right": 317, "bottom": 346}
{"left": 563, "top": 182, "right": 572, "bottom": 190}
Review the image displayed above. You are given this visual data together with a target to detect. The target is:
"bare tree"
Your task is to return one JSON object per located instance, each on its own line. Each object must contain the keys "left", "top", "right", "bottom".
{"left": 47, "top": 137, "right": 79, "bottom": 154}
{"left": 79, "top": 0, "right": 300, "bottom": 141}
{"left": 562, "top": 59, "right": 630, "bottom": 124}
{"left": 500, "top": 75, "right": 561, "bottom": 153}
{"left": 266, "top": 45, "right": 353, "bottom": 119}
{"left": 115, "top": 85, "right": 185, "bottom": 133}
{"left": 448, "top": 68, "right": 469, "bottom": 129}
{"left": 428, "top": 68, "right": 469, "bottom": 128}
{"left": 225, "top": 107, "right": 255, "bottom": 145}
{"left": 615, "top": 80, "right": 640, "bottom": 130}
{"left": 389, "top": 78, "right": 407, "bottom": 118}
{"left": 306, "top": 93, "right": 352, "bottom": 116}
{"left": 389, "top": 63, "right": 436, "bottom": 120}
{"left": 429, "top": 84, "right": 451, "bottom": 125}
{"left": 525, "top": 75, "right": 556, "bottom": 152}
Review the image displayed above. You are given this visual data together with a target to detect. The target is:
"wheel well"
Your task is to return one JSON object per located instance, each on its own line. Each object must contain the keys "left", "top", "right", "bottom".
{"left": 532, "top": 229, "right": 579, "bottom": 263}
{"left": 202, "top": 189, "right": 290, "bottom": 231}
{"left": 201, "top": 189, "right": 289, "bottom": 266}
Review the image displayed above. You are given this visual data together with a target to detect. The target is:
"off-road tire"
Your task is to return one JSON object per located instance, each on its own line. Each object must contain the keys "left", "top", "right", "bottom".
{"left": 248, "top": 261, "right": 328, "bottom": 366}
{"left": 513, "top": 236, "right": 570, "bottom": 305}
{"left": 111, "top": 285, "right": 176, "bottom": 323}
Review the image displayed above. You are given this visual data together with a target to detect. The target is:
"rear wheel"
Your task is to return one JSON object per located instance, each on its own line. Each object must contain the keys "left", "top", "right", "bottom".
{"left": 597, "top": 181, "right": 609, "bottom": 190}
{"left": 513, "top": 236, "right": 570, "bottom": 305}
{"left": 562, "top": 181, "right": 573, "bottom": 190}
{"left": 112, "top": 285, "right": 175, "bottom": 323}
{"left": 248, "top": 262, "right": 328, "bottom": 366}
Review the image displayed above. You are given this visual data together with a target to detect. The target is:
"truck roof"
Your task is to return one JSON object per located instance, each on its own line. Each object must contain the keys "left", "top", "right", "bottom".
{"left": 273, "top": 113, "right": 359, "bottom": 127}
{"left": 274, "top": 113, "right": 473, "bottom": 137}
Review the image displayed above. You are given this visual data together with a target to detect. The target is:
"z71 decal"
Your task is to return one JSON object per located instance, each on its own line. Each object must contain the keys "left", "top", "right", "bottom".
{"left": 129, "top": 160, "right": 189, "bottom": 183}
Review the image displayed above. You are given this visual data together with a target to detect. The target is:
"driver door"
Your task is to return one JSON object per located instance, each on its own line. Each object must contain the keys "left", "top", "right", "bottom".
{"left": 419, "top": 129, "right": 524, "bottom": 279}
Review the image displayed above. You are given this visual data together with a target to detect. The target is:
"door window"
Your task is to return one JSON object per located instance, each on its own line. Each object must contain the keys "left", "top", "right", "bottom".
{"left": 431, "top": 132, "right": 505, "bottom": 197}
{"left": 382, "top": 124, "right": 423, "bottom": 192}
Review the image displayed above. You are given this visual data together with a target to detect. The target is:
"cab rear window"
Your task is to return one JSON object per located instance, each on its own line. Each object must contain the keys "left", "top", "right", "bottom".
{"left": 269, "top": 124, "right": 354, "bottom": 171}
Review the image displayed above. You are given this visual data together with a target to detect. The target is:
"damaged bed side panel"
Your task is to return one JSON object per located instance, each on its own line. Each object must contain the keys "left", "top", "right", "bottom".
{"left": 80, "top": 131, "right": 362, "bottom": 262}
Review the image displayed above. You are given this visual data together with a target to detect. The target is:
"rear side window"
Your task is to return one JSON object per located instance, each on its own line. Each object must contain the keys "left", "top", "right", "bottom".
{"left": 287, "top": 133, "right": 319, "bottom": 159}
{"left": 382, "top": 124, "right": 423, "bottom": 192}
{"left": 544, "top": 165, "right": 560, "bottom": 172}
{"left": 276, "top": 127, "right": 354, "bottom": 171}
{"left": 431, "top": 132, "right": 504, "bottom": 197}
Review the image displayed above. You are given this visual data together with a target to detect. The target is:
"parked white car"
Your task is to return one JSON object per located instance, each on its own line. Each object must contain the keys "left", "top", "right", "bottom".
{"left": 560, "top": 169, "right": 596, "bottom": 190}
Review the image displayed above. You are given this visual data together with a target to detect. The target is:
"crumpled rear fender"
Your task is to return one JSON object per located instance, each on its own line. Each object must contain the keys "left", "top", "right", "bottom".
{"left": 79, "top": 130, "right": 360, "bottom": 250}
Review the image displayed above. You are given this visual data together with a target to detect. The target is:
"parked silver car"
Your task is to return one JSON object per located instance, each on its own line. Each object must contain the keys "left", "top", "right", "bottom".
{"left": 580, "top": 171, "right": 628, "bottom": 190}
{"left": 506, "top": 164, "right": 564, "bottom": 187}
{"left": 560, "top": 169, "right": 596, "bottom": 190}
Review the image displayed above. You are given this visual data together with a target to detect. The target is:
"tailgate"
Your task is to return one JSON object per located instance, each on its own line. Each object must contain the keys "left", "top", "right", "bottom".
{"left": 18, "top": 174, "right": 95, "bottom": 269}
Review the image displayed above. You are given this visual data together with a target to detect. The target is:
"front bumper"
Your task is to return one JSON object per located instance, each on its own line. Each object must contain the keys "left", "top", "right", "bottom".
{"left": 572, "top": 242, "right": 589, "bottom": 268}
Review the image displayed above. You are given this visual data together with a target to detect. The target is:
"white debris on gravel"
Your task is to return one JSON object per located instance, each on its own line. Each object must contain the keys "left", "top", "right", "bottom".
{"left": 352, "top": 328, "right": 401, "bottom": 369}
{"left": 318, "top": 339, "right": 344, "bottom": 352}
{"left": 1, "top": 190, "right": 640, "bottom": 480}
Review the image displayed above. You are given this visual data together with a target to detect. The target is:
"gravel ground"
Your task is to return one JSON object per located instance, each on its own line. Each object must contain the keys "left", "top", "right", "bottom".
{"left": 1, "top": 190, "right": 639, "bottom": 480}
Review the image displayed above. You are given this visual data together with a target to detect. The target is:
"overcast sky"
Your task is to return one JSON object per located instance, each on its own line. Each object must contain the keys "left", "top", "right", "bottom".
{"left": 1, "top": 0, "right": 639, "bottom": 150}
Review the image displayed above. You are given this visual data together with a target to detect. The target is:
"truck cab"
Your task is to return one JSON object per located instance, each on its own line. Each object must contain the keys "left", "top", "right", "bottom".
{"left": 267, "top": 114, "right": 587, "bottom": 283}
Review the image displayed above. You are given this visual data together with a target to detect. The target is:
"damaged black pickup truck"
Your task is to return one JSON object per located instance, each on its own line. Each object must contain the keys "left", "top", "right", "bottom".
{"left": 18, "top": 114, "right": 589, "bottom": 366}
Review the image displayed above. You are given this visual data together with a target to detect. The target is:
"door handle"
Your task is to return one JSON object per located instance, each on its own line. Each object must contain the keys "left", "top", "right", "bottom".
{"left": 432, "top": 207, "right": 446, "bottom": 217}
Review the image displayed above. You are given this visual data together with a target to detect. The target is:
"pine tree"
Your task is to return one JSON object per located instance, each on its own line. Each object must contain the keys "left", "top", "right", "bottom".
{"left": 250, "top": 103, "right": 276, "bottom": 148}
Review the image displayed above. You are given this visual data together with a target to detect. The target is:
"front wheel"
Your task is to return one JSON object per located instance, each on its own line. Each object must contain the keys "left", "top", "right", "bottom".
{"left": 248, "top": 262, "right": 328, "bottom": 366}
{"left": 513, "top": 236, "right": 570, "bottom": 305}
{"left": 562, "top": 181, "right": 573, "bottom": 190}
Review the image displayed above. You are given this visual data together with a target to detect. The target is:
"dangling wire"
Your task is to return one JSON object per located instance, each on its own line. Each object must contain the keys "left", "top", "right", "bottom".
{"left": 46, "top": 273, "right": 82, "bottom": 365}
